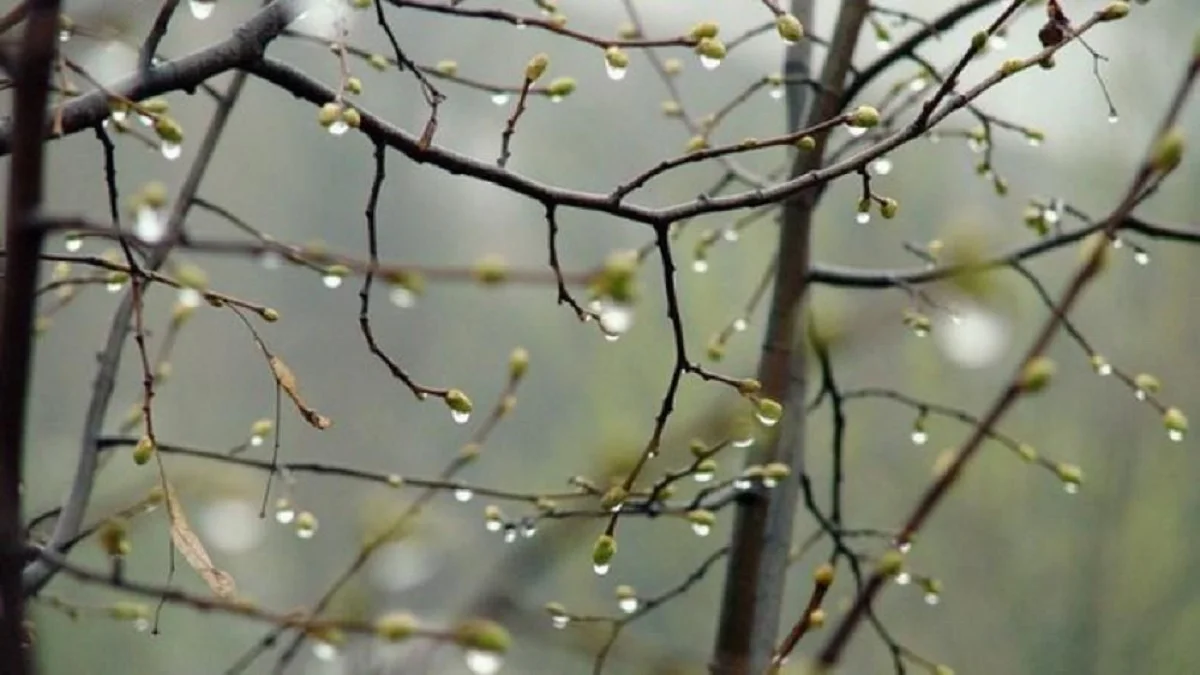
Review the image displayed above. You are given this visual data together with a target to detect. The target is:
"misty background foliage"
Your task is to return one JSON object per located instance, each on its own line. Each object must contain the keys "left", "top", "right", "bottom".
{"left": 12, "top": 0, "right": 1200, "bottom": 673}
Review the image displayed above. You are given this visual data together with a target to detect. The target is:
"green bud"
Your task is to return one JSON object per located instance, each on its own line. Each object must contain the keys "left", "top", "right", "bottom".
{"left": 775, "top": 13, "right": 804, "bottom": 43}
{"left": 689, "top": 439, "right": 708, "bottom": 457}
{"left": 1018, "top": 356, "right": 1056, "bottom": 393}
{"left": 508, "top": 347, "right": 529, "bottom": 380}
{"left": 317, "top": 102, "right": 341, "bottom": 127}
{"left": 453, "top": 618, "right": 511, "bottom": 653}
{"left": 525, "top": 53, "right": 550, "bottom": 82}
{"left": 1056, "top": 463, "right": 1083, "bottom": 486}
{"left": 971, "top": 31, "right": 988, "bottom": 52}
{"left": 849, "top": 105, "right": 881, "bottom": 128}
{"left": 604, "top": 46, "right": 629, "bottom": 70}
{"left": 133, "top": 435, "right": 155, "bottom": 465}
{"left": 1016, "top": 443, "right": 1038, "bottom": 463}
{"left": 109, "top": 601, "right": 150, "bottom": 621}
{"left": 473, "top": 255, "right": 507, "bottom": 285}
{"left": 600, "top": 486, "right": 628, "bottom": 511}
{"left": 544, "top": 601, "right": 567, "bottom": 616}
{"left": 615, "top": 584, "right": 636, "bottom": 599}
{"left": 813, "top": 562, "right": 835, "bottom": 586}
{"left": 140, "top": 98, "right": 170, "bottom": 114}
{"left": 662, "top": 58, "right": 683, "bottom": 76}
{"left": 368, "top": 54, "right": 389, "bottom": 71}
{"left": 435, "top": 60, "right": 458, "bottom": 76}
{"left": 880, "top": 198, "right": 899, "bottom": 219}
{"left": 796, "top": 135, "right": 816, "bottom": 151}
{"left": 1098, "top": 2, "right": 1130, "bottom": 20}
{"left": 445, "top": 389, "right": 473, "bottom": 414}
{"left": 696, "top": 458, "right": 718, "bottom": 475}
{"left": 687, "top": 509, "right": 716, "bottom": 527}
{"left": 661, "top": 100, "right": 682, "bottom": 117}
{"left": 686, "top": 135, "right": 709, "bottom": 153}
{"left": 695, "top": 37, "right": 726, "bottom": 62}
{"left": 261, "top": 307, "right": 280, "bottom": 322}
{"left": 341, "top": 107, "right": 362, "bottom": 129}
{"left": 763, "top": 462, "right": 791, "bottom": 481}
{"left": 251, "top": 419, "right": 273, "bottom": 437}
{"left": 1000, "top": 58, "right": 1025, "bottom": 75}
{"left": 689, "top": 21, "right": 720, "bottom": 40}
{"left": 375, "top": 612, "right": 418, "bottom": 641}
{"left": 1150, "top": 127, "right": 1184, "bottom": 174}
{"left": 345, "top": 77, "right": 363, "bottom": 95}
{"left": 755, "top": 397, "right": 783, "bottom": 425}
{"left": 592, "top": 534, "right": 617, "bottom": 567}
{"left": 1164, "top": 407, "right": 1188, "bottom": 435}
{"left": 141, "top": 181, "right": 169, "bottom": 209}
{"left": 876, "top": 549, "right": 905, "bottom": 577}
{"left": 738, "top": 378, "right": 762, "bottom": 395}
{"left": 546, "top": 76, "right": 576, "bottom": 98}
{"left": 153, "top": 115, "right": 183, "bottom": 143}
{"left": 1134, "top": 373, "right": 1161, "bottom": 394}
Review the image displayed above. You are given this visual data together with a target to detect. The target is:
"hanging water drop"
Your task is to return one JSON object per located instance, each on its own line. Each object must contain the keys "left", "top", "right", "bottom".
{"left": 769, "top": 86, "right": 784, "bottom": 101}
{"left": 911, "top": 430, "right": 928, "bottom": 446}
{"left": 1168, "top": 429, "right": 1184, "bottom": 442}
{"left": 762, "top": 476, "right": 778, "bottom": 489}
{"left": 872, "top": 157, "right": 893, "bottom": 175}
{"left": 599, "top": 302, "right": 634, "bottom": 339}
{"left": 733, "top": 435, "right": 754, "bottom": 449}
{"left": 455, "top": 488, "right": 475, "bottom": 503}
{"left": 896, "top": 572, "right": 911, "bottom": 585}
{"left": 1064, "top": 482, "right": 1079, "bottom": 495}
{"left": 909, "top": 77, "right": 928, "bottom": 93}
{"left": 274, "top": 499, "right": 295, "bottom": 524}
{"left": 924, "top": 592, "right": 941, "bottom": 605}
{"left": 250, "top": 434, "right": 265, "bottom": 448}
{"left": 521, "top": 523, "right": 537, "bottom": 538}
{"left": 733, "top": 477, "right": 753, "bottom": 491}
{"left": 295, "top": 512, "right": 318, "bottom": 539}
{"left": 390, "top": 285, "right": 415, "bottom": 308}
{"left": 135, "top": 206, "right": 165, "bottom": 243}
{"left": 692, "top": 259, "right": 709, "bottom": 273}
{"left": 64, "top": 233, "right": 83, "bottom": 252}
{"left": 691, "top": 522, "right": 711, "bottom": 537}
{"left": 503, "top": 527, "right": 518, "bottom": 543}
{"left": 465, "top": 650, "right": 502, "bottom": 674}
{"left": 1134, "top": 250, "right": 1150, "bottom": 265}
{"left": 322, "top": 272, "right": 343, "bottom": 289}
{"left": 1108, "top": 113, "right": 1119, "bottom": 124}
{"left": 451, "top": 408, "right": 471, "bottom": 424}
{"left": 1111, "top": 238, "right": 1125, "bottom": 250}
{"left": 491, "top": 92, "right": 511, "bottom": 106}
{"left": 733, "top": 318, "right": 748, "bottom": 332}
{"left": 328, "top": 119, "right": 350, "bottom": 136}
{"left": 699, "top": 55, "right": 721, "bottom": 70}
{"left": 967, "top": 138, "right": 986, "bottom": 153}
{"left": 847, "top": 125, "right": 868, "bottom": 138}
{"left": 988, "top": 35, "right": 1007, "bottom": 50}
{"left": 1028, "top": 136, "right": 1042, "bottom": 147}
{"left": 618, "top": 597, "right": 638, "bottom": 614}
{"left": 105, "top": 277, "right": 126, "bottom": 293}
{"left": 694, "top": 469, "right": 714, "bottom": 484}
{"left": 178, "top": 287, "right": 203, "bottom": 309}
{"left": 722, "top": 228, "right": 739, "bottom": 242}
{"left": 604, "top": 61, "right": 627, "bottom": 82}
{"left": 312, "top": 642, "right": 338, "bottom": 662}
{"left": 897, "top": 541, "right": 912, "bottom": 554}
{"left": 485, "top": 519, "right": 502, "bottom": 533}
{"left": 189, "top": 0, "right": 215, "bottom": 20}
{"left": 856, "top": 211, "right": 871, "bottom": 225}
{"left": 593, "top": 563, "right": 610, "bottom": 576}
{"left": 138, "top": 114, "right": 153, "bottom": 127}
{"left": 551, "top": 614, "right": 569, "bottom": 629}
{"left": 160, "top": 141, "right": 182, "bottom": 160}
{"left": 1135, "top": 389, "right": 1147, "bottom": 402}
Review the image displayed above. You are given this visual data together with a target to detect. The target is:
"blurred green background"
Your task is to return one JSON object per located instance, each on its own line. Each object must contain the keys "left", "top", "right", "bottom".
{"left": 10, "top": 0, "right": 1200, "bottom": 674}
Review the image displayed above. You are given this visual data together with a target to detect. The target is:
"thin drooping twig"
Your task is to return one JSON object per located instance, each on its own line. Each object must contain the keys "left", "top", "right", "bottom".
{"left": 817, "top": 37, "right": 1199, "bottom": 668}
{"left": 0, "top": 0, "right": 63, "bottom": 670}
{"left": 139, "top": 0, "right": 182, "bottom": 75}
{"left": 22, "top": 71, "right": 252, "bottom": 595}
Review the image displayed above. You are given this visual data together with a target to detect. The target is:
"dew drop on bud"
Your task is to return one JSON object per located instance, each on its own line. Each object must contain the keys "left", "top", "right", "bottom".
{"left": 909, "top": 78, "right": 928, "bottom": 93}
{"left": 722, "top": 228, "right": 739, "bottom": 242}
{"left": 699, "top": 55, "right": 721, "bottom": 71}
{"left": 762, "top": 477, "right": 778, "bottom": 489}
{"left": 769, "top": 87, "right": 784, "bottom": 100}
{"left": 605, "top": 62, "right": 627, "bottom": 81}
{"left": 390, "top": 285, "right": 415, "bottom": 308}
{"left": 733, "top": 436, "right": 754, "bottom": 449}
{"left": 551, "top": 615, "right": 569, "bottom": 629}
{"left": 65, "top": 234, "right": 83, "bottom": 252}
{"left": 274, "top": 502, "right": 295, "bottom": 524}
{"left": 59, "top": 29, "right": 71, "bottom": 43}
{"left": 521, "top": 523, "right": 537, "bottom": 538}
{"left": 328, "top": 119, "right": 349, "bottom": 136}
{"left": 485, "top": 520, "right": 502, "bottom": 533}
{"left": 911, "top": 430, "right": 928, "bottom": 446}
{"left": 872, "top": 157, "right": 893, "bottom": 175}
{"left": 503, "top": 528, "right": 518, "bottom": 543}
{"left": 896, "top": 572, "right": 911, "bottom": 586}
{"left": 847, "top": 125, "right": 867, "bottom": 138}
{"left": 312, "top": 642, "right": 338, "bottom": 662}
{"left": 733, "top": 318, "right": 748, "bottom": 332}
{"left": 250, "top": 434, "right": 265, "bottom": 448}
{"left": 455, "top": 488, "right": 474, "bottom": 503}
{"left": 1133, "top": 250, "right": 1150, "bottom": 266}
{"left": 189, "top": 0, "right": 215, "bottom": 20}
{"left": 733, "top": 477, "right": 752, "bottom": 490}
{"left": 160, "top": 141, "right": 182, "bottom": 161}
{"left": 691, "top": 523, "right": 711, "bottom": 537}
{"left": 1168, "top": 429, "right": 1184, "bottom": 442}
{"left": 694, "top": 470, "right": 714, "bottom": 484}
{"left": 106, "top": 279, "right": 125, "bottom": 293}
{"left": 593, "top": 563, "right": 610, "bottom": 576}
{"left": 1111, "top": 238, "right": 1125, "bottom": 250}
{"left": 178, "top": 288, "right": 203, "bottom": 309}
{"left": 692, "top": 259, "right": 709, "bottom": 273}
{"left": 755, "top": 411, "right": 779, "bottom": 428}
{"left": 856, "top": 212, "right": 871, "bottom": 225}
{"left": 924, "top": 592, "right": 941, "bottom": 605}
{"left": 599, "top": 302, "right": 634, "bottom": 339}
{"left": 618, "top": 597, "right": 638, "bottom": 614}
{"left": 876, "top": 39, "right": 890, "bottom": 50}
{"left": 133, "top": 618, "right": 151, "bottom": 632}
{"left": 451, "top": 409, "right": 471, "bottom": 424}
{"left": 465, "top": 650, "right": 502, "bottom": 675}
{"left": 897, "top": 541, "right": 912, "bottom": 554}
{"left": 138, "top": 114, "right": 153, "bottom": 127}
{"left": 135, "top": 206, "right": 166, "bottom": 243}
{"left": 1064, "top": 482, "right": 1079, "bottom": 495}
{"left": 1107, "top": 113, "right": 1119, "bottom": 124}
{"left": 322, "top": 273, "right": 343, "bottom": 289}
{"left": 491, "top": 92, "right": 510, "bottom": 106}
{"left": 988, "top": 35, "right": 1007, "bottom": 50}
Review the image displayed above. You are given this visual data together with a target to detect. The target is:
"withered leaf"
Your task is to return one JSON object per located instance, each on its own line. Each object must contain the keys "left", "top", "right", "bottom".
{"left": 269, "top": 355, "right": 332, "bottom": 430}
{"left": 164, "top": 484, "right": 237, "bottom": 599}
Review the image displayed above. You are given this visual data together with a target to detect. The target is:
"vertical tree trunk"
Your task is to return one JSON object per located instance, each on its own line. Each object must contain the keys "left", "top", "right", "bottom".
{"left": 710, "top": 2, "right": 868, "bottom": 672}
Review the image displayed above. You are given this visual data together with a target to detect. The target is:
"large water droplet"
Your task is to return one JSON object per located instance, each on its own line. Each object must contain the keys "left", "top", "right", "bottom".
{"left": 733, "top": 436, "right": 754, "bottom": 449}
{"left": 898, "top": 541, "right": 912, "bottom": 554}
{"left": 872, "top": 157, "right": 893, "bottom": 175}
{"left": 322, "top": 272, "right": 343, "bottom": 289}
{"left": 768, "top": 87, "right": 784, "bottom": 100}
{"left": 328, "top": 119, "right": 349, "bottom": 136}
{"left": 451, "top": 409, "right": 471, "bottom": 424}
{"left": 988, "top": 35, "right": 1007, "bottom": 50}
{"left": 312, "top": 641, "right": 338, "bottom": 662}
{"left": 485, "top": 519, "right": 503, "bottom": 533}
{"left": 274, "top": 501, "right": 295, "bottom": 524}
{"left": 896, "top": 572, "right": 911, "bottom": 586}
{"left": 699, "top": 55, "right": 722, "bottom": 71}
{"left": 178, "top": 287, "right": 203, "bottom": 309}
{"left": 694, "top": 469, "right": 714, "bottom": 484}
{"left": 756, "top": 411, "right": 780, "bottom": 428}
{"left": 1063, "top": 482, "right": 1079, "bottom": 495}
{"left": 1168, "top": 429, "right": 1184, "bottom": 442}
{"left": 733, "top": 477, "right": 753, "bottom": 491}
{"left": 160, "top": 141, "right": 181, "bottom": 160}
{"left": 465, "top": 650, "right": 502, "bottom": 674}
{"left": 593, "top": 563, "right": 610, "bottom": 576}
{"left": 454, "top": 488, "right": 474, "bottom": 503}
{"left": 491, "top": 92, "right": 510, "bottom": 106}
{"left": 855, "top": 212, "right": 871, "bottom": 225}
{"left": 911, "top": 430, "right": 928, "bottom": 446}
{"left": 691, "top": 523, "right": 711, "bottom": 537}
{"left": 733, "top": 318, "right": 748, "bottom": 332}
{"left": 250, "top": 434, "right": 265, "bottom": 447}
{"left": 847, "top": 125, "right": 868, "bottom": 138}
{"left": 1133, "top": 250, "right": 1150, "bottom": 266}
{"left": 924, "top": 592, "right": 941, "bottom": 605}
{"left": 503, "top": 528, "right": 518, "bottom": 543}
{"left": 551, "top": 614, "right": 570, "bottom": 629}
{"left": 909, "top": 78, "right": 928, "bottom": 93}
{"left": 605, "top": 62, "right": 627, "bottom": 81}
{"left": 692, "top": 259, "right": 709, "bottom": 274}
{"left": 65, "top": 234, "right": 83, "bottom": 252}
{"left": 599, "top": 302, "right": 634, "bottom": 339}
{"left": 135, "top": 206, "right": 165, "bottom": 243}
{"left": 1107, "top": 113, "right": 1119, "bottom": 124}
{"left": 189, "top": 0, "right": 215, "bottom": 20}
{"left": 876, "top": 39, "right": 891, "bottom": 50}
{"left": 390, "top": 285, "right": 415, "bottom": 308}
{"left": 618, "top": 597, "right": 639, "bottom": 614}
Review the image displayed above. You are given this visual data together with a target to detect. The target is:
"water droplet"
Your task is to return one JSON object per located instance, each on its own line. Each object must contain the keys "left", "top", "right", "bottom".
{"left": 913, "top": 325, "right": 928, "bottom": 337}
{"left": 455, "top": 488, "right": 474, "bottom": 503}
{"left": 924, "top": 592, "right": 940, "bottom": 605}
{"left": 733, "top": 478, "right": 752, "bottom": 491}
{"left": 550, "top": 95, "right": 564, "bottom": 104}
{"left": 312, "top": 641, "right": 338, "bottom": 661}
{"left": 733, "top": 436, "right": 754, "bottom": 449}
{"left": 296, "top": 519, "right": 318, "bottom": 539}
{"left": 105, "top": 279, "right": 125, "bottom": 293}
{"left": 521, "top": 523, "right": 537, "bottom": 538}
{"left": 988, "top": 35, "right": 1007, "bottom": 50}
{"left": 259, "top": 250, "right": 282, "bottom": 270}
{"left": 390, "top": 285, "right": 415, "bottom": 308}
{"left": 138, "top": 114, "right": 153, "bottom": 127}
{"left": 846, "top": 125, "right": 868, "bottom": 138}
{"left": 1096, "top": 363, "right": 1112, "bottom": 376}
{"left": 898, "top": 541, "right": 912, "bottom": 554}
{"left": 722, "top": 228, "right": 739, "bottom": 242}
{"left": 59, "top": 29, "right": 71, "bottom": 43}
{"left": 909, "top": 78, "right": 928, "bottom": 93}
{"left": 855, "top": 212, "right": 871, "bottom": 225}
{"left": 551, "top": 614, "right": 570, "bottom": 629}
{"left": 135, "top": 206, "right": 165, "bottom": 243}
{"left": 872, "top": 157, "right": 893, "bottom": 175}
{"left": 1042, "top": 207, "right": 1060, "bottom": 225}
{"left": 691, "top": 523, "right": 711, "bottom": 537}
{"left": 485, "top": 519, "right": 502, "bottom": 533}
{"left": 189, "top": 0, "right": 215, "bottom": 19}
{"left": 692, "top": 259, "right": 709, "bottom": 273}
{"left": 322, "top": 273, "right": 343, "bottom": 289}
{"left": 491, "top": 93, "right": 511, "bottom": 106}
{"left": 762, "top": 477, "right": 778, "bottom": 489}
{"left": 1063, "top": 482, "right": 1079, "bottom": 495}
{"left": 593, "top": 563, "right": 610, "bottom": 576}
{"left": 250, "top": 434, "right": 265, "bottom": 448}
{"left": 733, "top": 318, "right": 748, "bottom": 332}
{"left": 1135, "top": 389, "right": 1147, "bottom": 402}
{"left": 768, "top": 87, "right": 784, "bottom": 100}
{"left": 618, "top": 597, "right": 639, "bottom": 614}
{"left": 1028, "top": 136, "right": 1042, "bottom": 147}
{"left": 967, "top": 138, "right": 986, "bottom": 153}
{"left": 160, "top": 141, "right": 181, "bottom": 160}
{"left": 503, "top": 527, "right": 518, "bottom": 543}
{"left": 694, "top": 470, "right": 714, "bottom": 483}
{"left": 896, "top": 572, "right": 911, "bottom": 585}
{"left": 328, "top": 119, "right": 349, "bottom": 136}
{"left": 1111, "top": 238, "right": 1125, "bottom": 250}
{"left": 911, "top": 430, "right": 928, "bottom": 446}
{"left": 605, "top": 62, "right": 627, "bottom": 81}
{"left": 1168, "top": 429, "right": 1184, "bottom": 442}
{"left": 514, "top": 20, "right": 527, "bottom": 30}
{"left": 178, "top": 287, "right": 203, "bottom": 309}
{"left": 1134, "top": 250, "right": 1150, "bottom": 265}
{"left": 756, "top": 411, "right": 780, "bottom": 428}
{"left": 64, "top": 234, "right": 82, "bottom": 252}
{"left": 1107, "top": 113, "right": 1119, "bottom": 124}
{"left": 133, "top": 618, "right": 150, "bottom": 632}
{"left": 699, "top": 55, "right": 721, "bottom": 71}
{"left": 599, "top": 302, "right": 634, "bottom": 339}
{"left": 274, "top": 503, "right": 295, "bottom": 524}
{"left": 451, "top": 409, "right": 471, "bottom": 424}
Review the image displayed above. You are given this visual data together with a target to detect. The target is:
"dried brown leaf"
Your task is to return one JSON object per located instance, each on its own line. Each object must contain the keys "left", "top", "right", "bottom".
{"left": 269, "top": 355, "right": 332, "bottom": 429}
{"left": 164, "top": 484, "right": 237, "bottom": 599}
